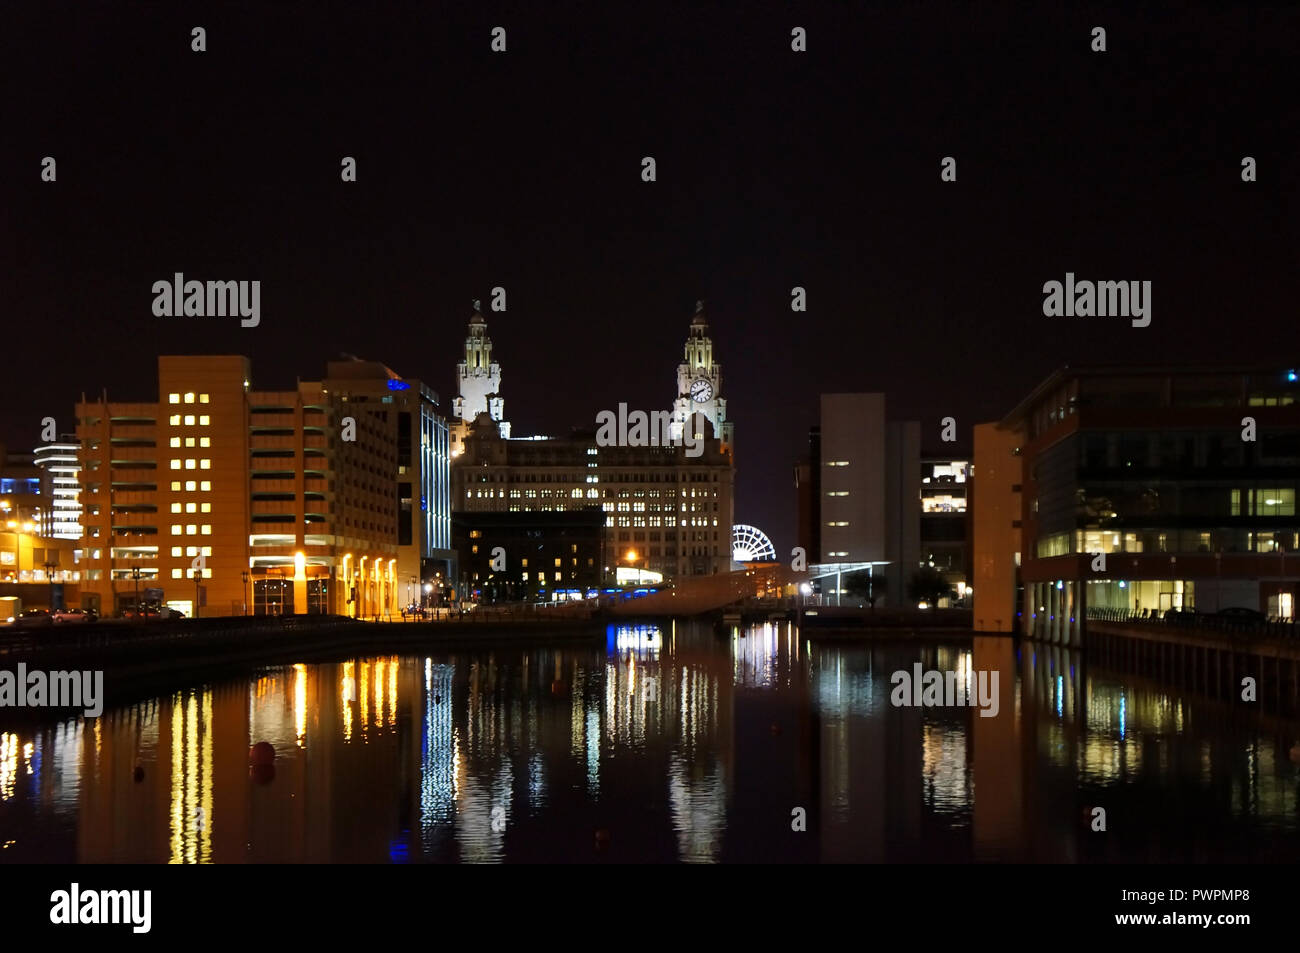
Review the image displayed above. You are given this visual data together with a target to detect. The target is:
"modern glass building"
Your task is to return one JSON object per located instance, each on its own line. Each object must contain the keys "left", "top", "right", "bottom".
{"left": 976, "top": 365, "right": 1300, "bottom": 643}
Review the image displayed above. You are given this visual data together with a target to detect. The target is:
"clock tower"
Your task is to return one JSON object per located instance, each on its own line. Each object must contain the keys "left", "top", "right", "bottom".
{"left": 670, "top": 301, "right": 733, "bottom": 451}
{"left": 451, "top": 301, "right": 510, "bottom": 456}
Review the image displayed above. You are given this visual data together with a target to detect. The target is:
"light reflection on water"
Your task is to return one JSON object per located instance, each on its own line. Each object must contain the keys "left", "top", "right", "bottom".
{"left": 2, "top": 622, "right": 1299, "bottom": 862}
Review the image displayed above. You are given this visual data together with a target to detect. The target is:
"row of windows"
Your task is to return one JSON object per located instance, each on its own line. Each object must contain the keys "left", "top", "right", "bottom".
{"left": 169, "top": 437, "right": 211, "bottom": 448}
{"left": 169, "top": 502, "right": 212, "bottom": 513}
{"left": 169, "top": 459, "right": 212, "bottom": 470}
{"left": 167, "top": 393, "right": 211, "bottom": 404}
{"left": 170, "top": 524, "right": 213, "bottom": 535}
{"left": 170, "top": 481, "right": 212, "bottom": 491}
{"left": 168, "top": 414, "right": 211, "bottom": 426}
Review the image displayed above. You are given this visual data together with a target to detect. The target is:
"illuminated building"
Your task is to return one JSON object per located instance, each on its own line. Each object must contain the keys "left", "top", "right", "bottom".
{"left": 973, "top": 364, "right": 1300, "bottom": 642}
{"left": 74, "top": 355, "right": 450, "bottom": 617}
{"left": 452, "top": 509, "right": 605, "bottom": 602}
{"left": 919, "top": 458, "right": 971, "bottom": 602}
{"left": 34, "top": 436, "right": 83, "bottom": 539}
{"left": 451, "top": 305, "right": 736, "bottom": 580}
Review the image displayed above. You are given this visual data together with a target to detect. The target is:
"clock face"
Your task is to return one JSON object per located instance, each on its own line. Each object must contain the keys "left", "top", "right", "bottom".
{"left": 690, "top": 378, "right": 714, "bottom": 402}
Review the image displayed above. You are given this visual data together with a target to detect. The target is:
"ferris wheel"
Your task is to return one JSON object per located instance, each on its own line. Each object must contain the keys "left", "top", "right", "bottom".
{"left": 731, "top": 524, "right": 777, "bottom": 563}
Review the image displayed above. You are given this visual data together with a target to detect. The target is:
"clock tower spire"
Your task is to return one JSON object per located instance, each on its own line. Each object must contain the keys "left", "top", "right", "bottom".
{"left": 670, "top": 301, "right": 733, "bottom": 451}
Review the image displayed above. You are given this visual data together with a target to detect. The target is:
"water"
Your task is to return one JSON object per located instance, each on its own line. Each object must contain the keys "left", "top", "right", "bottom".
{"left": 2, "top": 621, "right": 1299, "bottom": 863}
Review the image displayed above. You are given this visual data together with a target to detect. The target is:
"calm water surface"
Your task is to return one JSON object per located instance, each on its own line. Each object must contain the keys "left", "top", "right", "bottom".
{"left": 3, "top": 621, "right": 1299, "bottom": 863}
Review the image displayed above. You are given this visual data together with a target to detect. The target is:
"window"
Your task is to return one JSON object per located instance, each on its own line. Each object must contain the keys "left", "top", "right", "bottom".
{"left": 171, "top": 524, "right": 182, "bottom": 535}
{"left": 200, "top": 481, "right": 210, "bottom": 491}
{"left": 168, "top": 394, "right": 180, "bottom": 404}
{"left": 169, "top": 414, "right": 181, "bottom": 425}
{"left": 199, "top": 394, "right": 210, "bottom": 404}
{"left": 199, "top": 415, "right": 210, "bottom": 426}
{"left": 171, "top": 481, "right": 181, "bottom": 491}
{"left": 200, "top": 459, "right": 211, "bottom": 470}
{"left": 185, "top": 503, "right": 196, "bottom": 513}
{"left": 186, "top": 524, "right": 197, "bottom": 535}
{"left": 200, "top": 503, "right": 211, "bottom": 513}
{"left": 171, "top": 546, "right": 182, "bottom": 557}
{"left": 184, "top": 415, "right": 195, "bottom": 426}
{"left": 186, "top": 481, "right": 197, "bottom": 491}
{"left": 172, "top": 568, "right": 183, "bottom": 579}
{"left": 170, "top": 437, "right": 181, "bottom": 448}
{"left": 183, "top": 393, "right": 195, "bottom": 404}
{"left": 201, "top": 546, "right": 212, "bottom": 556}
{"left": 171, "top": 503, "right": 182, "bottom": 513}
{"left": 170, "top": 459, "right": 181, "bottom": 470}
{"left": 185, "top": 459, "right": 196, "bottom": 470}
{"left": 185, "top": 437, "right": 196, "bottom": 448}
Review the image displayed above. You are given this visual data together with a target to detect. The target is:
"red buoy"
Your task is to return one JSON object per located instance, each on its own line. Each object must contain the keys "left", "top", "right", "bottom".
{"left": 249, "top": 741, "right": 276, "bottom": 766}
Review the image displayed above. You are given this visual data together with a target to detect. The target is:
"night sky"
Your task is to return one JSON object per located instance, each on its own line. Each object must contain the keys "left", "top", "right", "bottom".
{"left": 4, "top": 1, "right": 1297, "bottom": 549}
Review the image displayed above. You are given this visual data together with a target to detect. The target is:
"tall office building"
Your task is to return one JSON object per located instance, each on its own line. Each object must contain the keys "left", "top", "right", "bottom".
{"left": 796, "top": 394, "right": 920, "bottom": 606}
{"left": 75, "top": 355, "right": 451, "bottom": 618}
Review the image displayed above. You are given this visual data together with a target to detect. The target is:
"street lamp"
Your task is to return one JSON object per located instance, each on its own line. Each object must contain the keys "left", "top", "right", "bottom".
{"left": 191, "top": 566, "right": 202, "bottom": 619}
{"left": 241, "top": 570, "right": 250, "bottom": 616}
{"left": 131, "top": 565, "right": 142, "bottom": 618}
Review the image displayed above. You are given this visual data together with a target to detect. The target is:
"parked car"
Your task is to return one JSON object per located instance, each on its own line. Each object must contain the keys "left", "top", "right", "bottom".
{"left": 157, "top": 606, "right": 186, "bottom": 620}
{"left": 1214, "top": 606, "right": 1265, "bottom": 622}
{"left": 52, "top": 608, "right": 96, "bottom": 623}
{"left": 14, "top": 609, "right": 54, "bottom": 627}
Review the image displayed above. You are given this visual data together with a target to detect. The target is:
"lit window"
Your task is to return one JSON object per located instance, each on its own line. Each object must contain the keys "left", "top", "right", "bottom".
{"left": 199, "top": 437, "right": 210, "bottom": 448}
{"left": 200, "top": 459, "right": 211, "bottom": 470}
{"left": 554, "top": 571, "right": 562, "bottom": 581}
{"left": 183, "top": 393, "right": 195, "bottom": 404}
{"left": 186, "top": 546, "right": 198, "bottom": 557}
{"left": 185, "top": 503, "right": 197, "bottom": 513}
{"left": 186, "top": 481, "right": 197, "bottom": 491}
{"left": 171, "top": 503, "right": 182, "bottom": 514}
{"left": 202, "top": 568, "right": 212, "bottom": 579}
{"left": 171, "top": 568, "right": 183, "bottom": 579}
{"left": 554, "top": 557, "right": 562, "bottom": 567}
{"left": 199, "top": 394, "right": 210, "bottom": 404}
{"left": 169, "top": 438, "right": 180, "bottom": 448}
{"left": 199, "top": 415, "right": 210, "bottom": 426}
{"left": 201, "top": 546, "right": 212, "bottom": 556}
{"left": 170, "top": 459, "right": 181, "bottom": 470}
{"left": 185, "top": 459, "right": 196, "bottom": 470}
{"left": 200, "top": 503, "right": 211, "bottom": 513}
{"left": 171, "top": 481, "right": 181, "bottom": 491}
{"left": 171, "top": 524, "right": 182, "bottom": 535}
{"left": 171, "top": 546, "right": 182, "bottom": 557}
{"left": 184, "top": 415, "right": 196, "bottom": 426}
{"left": 186, "top": 524, "right": 197, "bottom": 535}
{"left": 200, "top": 525, "right": 211, "bottom": 535}
{"left": 200, "top": 481, "right": 210, "bottom": 491}
{"left": 185, "top": 437, "right": 196, "bottom": 448}
{"left": 168, "top": 394, "right": 180, "bottom": 404}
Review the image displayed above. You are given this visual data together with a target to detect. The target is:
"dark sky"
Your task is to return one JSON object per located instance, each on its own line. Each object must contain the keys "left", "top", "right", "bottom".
{"left": 4, "top": 1, "right": 1298, "bottom": 550}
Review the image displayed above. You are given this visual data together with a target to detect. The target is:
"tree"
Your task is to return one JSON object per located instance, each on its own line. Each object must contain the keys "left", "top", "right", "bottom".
{"left": 908, "top": 566, "right": 956, "bottom": 606}
{"left": 843, "top": 570, "right": 887, "bottom": 606}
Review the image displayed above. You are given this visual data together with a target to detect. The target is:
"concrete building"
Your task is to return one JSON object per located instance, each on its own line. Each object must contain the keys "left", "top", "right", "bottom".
{"left": 74, "top": 355, "right": 451, "bottom": 618}
{"left": 972, "top": 364, "right": 1300, "bottom": 644}
{"left": 796, "top": 394, "right": 920, "bottom": 607}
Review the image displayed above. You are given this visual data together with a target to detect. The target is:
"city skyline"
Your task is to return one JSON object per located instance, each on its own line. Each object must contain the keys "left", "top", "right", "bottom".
{"left": 6, "top": 2, "right": 1298, "bottom": 550}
